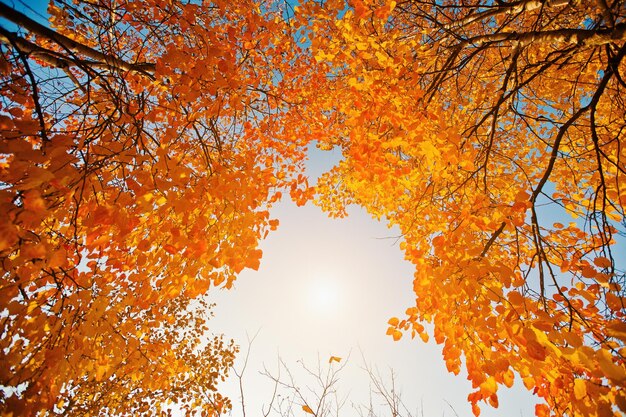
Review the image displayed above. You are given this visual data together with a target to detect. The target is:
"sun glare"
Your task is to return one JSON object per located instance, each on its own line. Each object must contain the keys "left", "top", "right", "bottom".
{"left": 307, "top": 275, "right": 340, "bottom": 314}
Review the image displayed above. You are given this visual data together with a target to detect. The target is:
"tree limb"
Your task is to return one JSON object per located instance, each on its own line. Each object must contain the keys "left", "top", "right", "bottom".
{"left": 0, "top": 1, "right": 155, "bottom": 76}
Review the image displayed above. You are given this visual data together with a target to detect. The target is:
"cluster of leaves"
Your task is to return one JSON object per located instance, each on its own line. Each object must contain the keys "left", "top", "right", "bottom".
{"left": 302, "top": 0, "right": 626, "bottom": 416}
{"left": 0, "top": 0, "right": 318, "bottom": 414}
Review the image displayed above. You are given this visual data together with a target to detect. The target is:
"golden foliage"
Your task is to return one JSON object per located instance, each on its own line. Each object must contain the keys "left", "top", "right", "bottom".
{"left": 1, "top": 0, "right": 626, "bottom": 416}
{"left": 0, "top": 0, "right": 315, "bottom": 414}
{"left": 301, "top": 0, "right": 626, "bottom": 416}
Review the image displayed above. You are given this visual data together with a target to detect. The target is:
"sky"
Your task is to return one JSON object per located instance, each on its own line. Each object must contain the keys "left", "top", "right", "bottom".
{"left": 207, "top": 146, "right": 539, "bottom": 417}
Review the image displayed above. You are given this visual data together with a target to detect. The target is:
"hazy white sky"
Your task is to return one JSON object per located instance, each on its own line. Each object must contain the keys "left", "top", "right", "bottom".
{"left": 208, "top": 146, "right": 538, "bottom": 417}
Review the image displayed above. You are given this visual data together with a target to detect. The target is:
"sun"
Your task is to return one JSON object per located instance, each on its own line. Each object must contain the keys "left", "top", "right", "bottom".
{"left": 306, "top": 275, "right": 340, "bottom": 314}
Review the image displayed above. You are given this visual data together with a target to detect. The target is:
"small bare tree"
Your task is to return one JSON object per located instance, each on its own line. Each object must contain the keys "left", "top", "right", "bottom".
{"left": 227, "top": 339, "right": 455, "bottom": 417}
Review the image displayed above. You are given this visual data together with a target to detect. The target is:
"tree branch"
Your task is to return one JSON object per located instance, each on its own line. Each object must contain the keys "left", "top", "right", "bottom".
{"left": 458, "top": 23, "right": 626, "bottom": 48}
{"left": 480, "top": 221, "right": 507, "bottom": 258}
{"left": 0, "top": 1, "right": 155, "bottom": 76}
{"left": 442, "top": 0, "right": 572, "bottom": 32}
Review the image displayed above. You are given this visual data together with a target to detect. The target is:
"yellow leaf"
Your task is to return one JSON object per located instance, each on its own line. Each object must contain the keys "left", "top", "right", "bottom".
{"left": 302, "top": 405, "right": 315, "bottom": 414}
{"left": 502, "top": 369, "right": 514, "bottom": 388}
{"left": 95, "top": 364, "right": 108, "bottom": 381}
{"left": 328, "top": 356, "right": 342, "bottom": 364}
{"left": 480, "top": 376, "right": 498, "bottom": 395}
{"left": 573, "top": 378, "right": 586, "bottom": 400}
{"left": 597, "top": 350, "right": 626, "bottom": 382}
{"left": 26, "top": 301, "right": 38, "bottom": 315}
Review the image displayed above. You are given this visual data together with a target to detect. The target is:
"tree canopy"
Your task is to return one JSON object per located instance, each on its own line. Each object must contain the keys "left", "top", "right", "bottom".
{"left": 305, "top": 1, "right": 626, "bottom": 415}
{"left": 1, "top": 0, "right": 625, "bottom": 416}
{"left": 0, "top": 0, "right": 313, "bottom": 414}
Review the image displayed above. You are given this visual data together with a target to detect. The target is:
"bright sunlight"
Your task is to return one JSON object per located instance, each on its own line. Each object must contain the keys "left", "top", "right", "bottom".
{"left": 306, "top": 273, "right": 341, "bottom": 315}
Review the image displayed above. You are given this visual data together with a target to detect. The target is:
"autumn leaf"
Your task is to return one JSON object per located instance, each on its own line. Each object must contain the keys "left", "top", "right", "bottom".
{"left": 593, "top": 256, "right": 612, "bottom": 269}
{"left": 607, "top": 321, "right": 626, "bottom": 341}
{"left": 302, "top": 405, "right": 315, "bottom": 414}
{"left": 328, "top": 356, "right": 342, "bottom": 364}
{"left": 269, "top": 219, "right": 279, "bottom": 230}
{"left": 573, "top": 379, "right": 587, "bottom": 400}
{"left": 479, "top": 376, "right": 498, "bottom": 396}
{"left": 163, "top": 244, "right": 178, "bottom": 255}
{"left": 387, "top": 317, "right": 400, "bottom": 326}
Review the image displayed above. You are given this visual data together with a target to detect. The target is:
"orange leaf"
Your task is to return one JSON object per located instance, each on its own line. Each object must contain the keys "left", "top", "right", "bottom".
{"left": 593, "top": 256, "right": 612, "bottom": 269}
{"left": 245, "top": 248, "right": 263, "bottom": 270}
{"left": 507, "top": 291, "right": 524, "bottom": 306}
{"left": 48, "top": 248, "right": 67, "bottom": 269}
{"left": 607, "top": 321, "right": 626, "bottom": 341}
{"left": 392, "top": 329, "right": 402, "bottom": 341}
{"left": 581, "top": 266, "right": 597, "bottom": 278}
{"left": 535, "top": 404, "right": 550, "bottom": 417}
{"left": 526, "top": 340, "right": 546, "bottom": 362}
{"left": 137, "top": 239, "right": 151, "bottom": 252}
{"left": 163, "top": 244, "right": 178, "bottom": 254}
{"left": 302, "top": 405, "right": 315, "bottom": 414}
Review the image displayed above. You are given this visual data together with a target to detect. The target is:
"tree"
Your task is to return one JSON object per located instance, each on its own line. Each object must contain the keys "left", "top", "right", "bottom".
{"left": 3, "top": 0, "right": 626, "bottom": 416}
{"left": 0, "top": 0, "right": 315, "bottom": 414}
{"left": 302, "top": 0, "right": 626, "bottom": 416}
